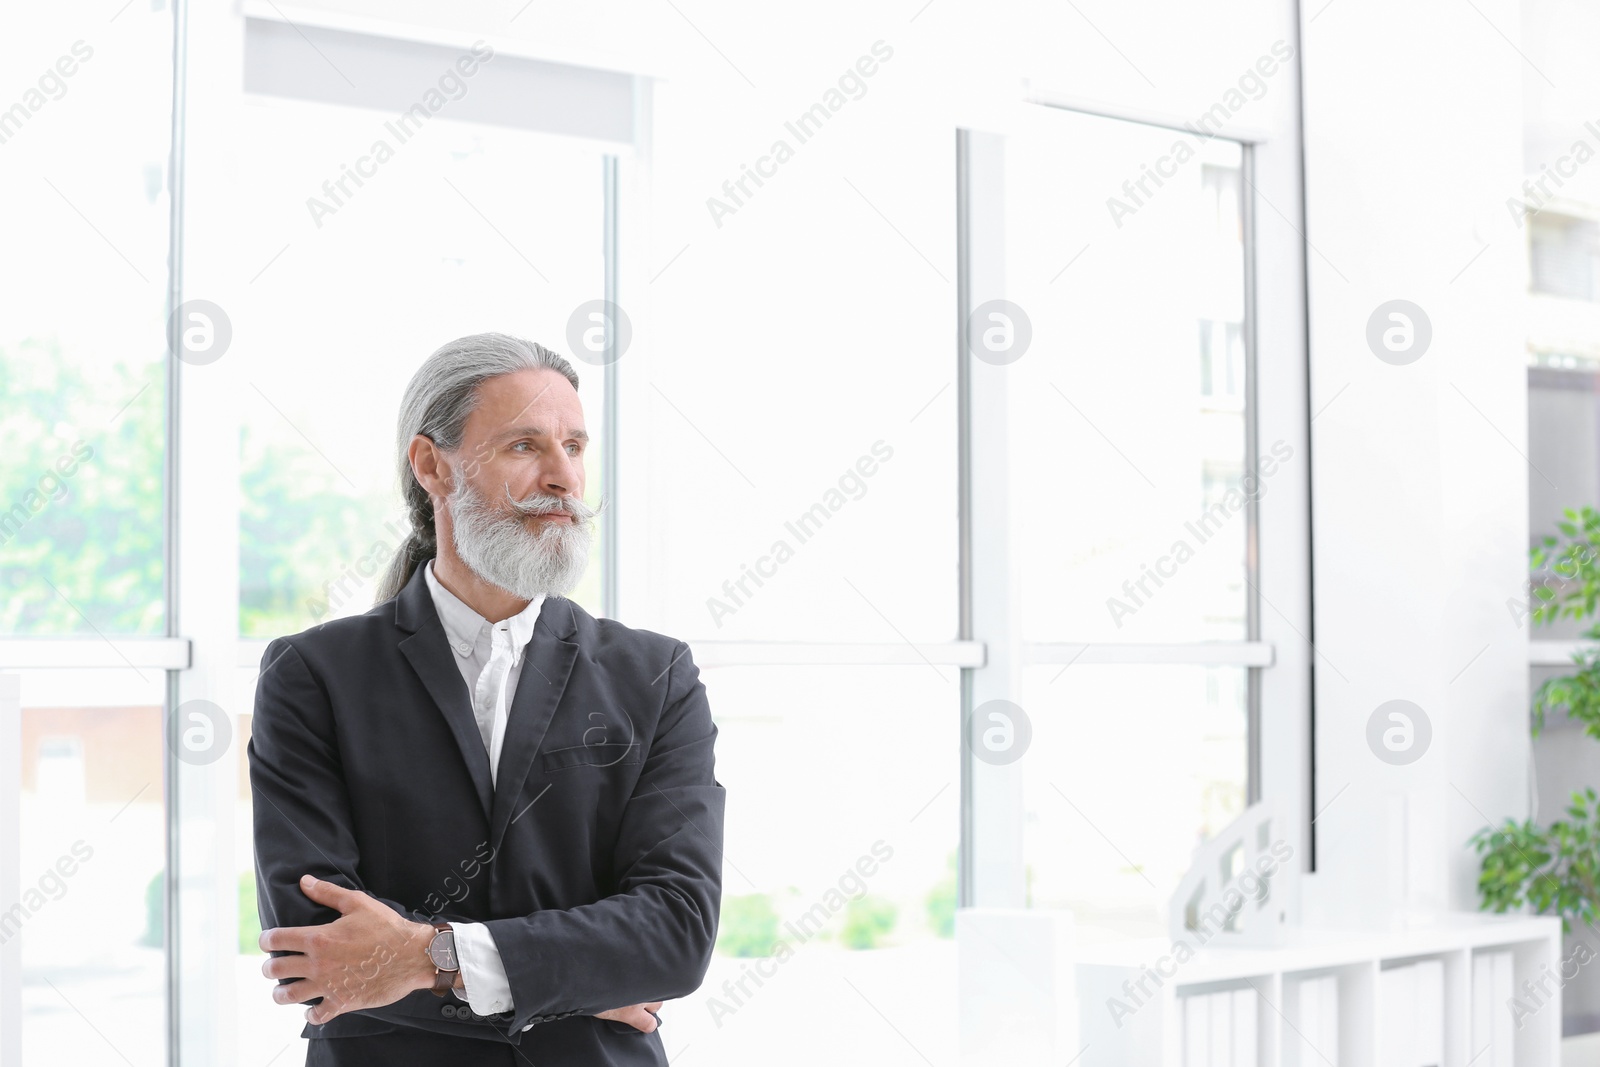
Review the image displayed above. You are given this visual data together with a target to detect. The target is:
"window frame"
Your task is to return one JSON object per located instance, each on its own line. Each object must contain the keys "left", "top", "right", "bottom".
{"left": 954, "top": 96, "right": 1315, "bottom": 907}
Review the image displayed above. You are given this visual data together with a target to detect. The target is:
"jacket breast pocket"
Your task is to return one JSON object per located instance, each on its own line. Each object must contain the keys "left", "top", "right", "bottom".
{"left": 539, "top": 741, "right": 643, "bottom": 772}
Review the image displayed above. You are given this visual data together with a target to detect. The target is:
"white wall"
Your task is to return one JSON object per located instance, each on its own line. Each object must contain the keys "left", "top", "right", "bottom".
{"left": 1297, "top": 0, "right": 1530, "bottom": 920}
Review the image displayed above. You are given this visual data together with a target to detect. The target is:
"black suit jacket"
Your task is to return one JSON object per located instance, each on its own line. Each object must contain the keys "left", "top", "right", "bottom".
{"left": 248, "top": 561, "right": 725, "bottom": 1063}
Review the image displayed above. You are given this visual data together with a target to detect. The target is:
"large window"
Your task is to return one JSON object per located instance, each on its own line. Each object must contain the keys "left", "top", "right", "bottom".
{"left": 231, "top": 94, "right": 608, "bottom": 637}
{"left": 1, "top": 8, "right": 1309, "bottom": 1066}
{"left": 0, "top": 4, "right": 175, "bottom": 1064}
{"left": 640, "top": 71, "right": 965, "bottom": 1063}
{"left": 222, "top": 26, "right": 618, "bottom": 1063}
{"left": 0, "top": 6, "right": 171, "bottom": 635}
{"left": 1021, "top": 664, "right": 1248, "bottom": 934}
{"left": 12, "top": 671, "right": 165, "bottom": 1064}
{"left": 666, "top": 666, "right": 959, "bottom": 1064}
{"left": 996, "top": 105, "right": 1261, "bottom": 940}
{"left": 643, "top": 106, "right": 959, "bottom": 645}
{"left": 1526, "top": 225, "right": 1600, "bottom": 1036}
{"left": 1010, "top": 113, "right": 1250, "bottom": 644}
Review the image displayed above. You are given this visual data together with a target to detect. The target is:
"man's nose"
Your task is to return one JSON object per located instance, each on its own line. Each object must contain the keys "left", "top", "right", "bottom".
{"left": 536, "top": 452, "right": 578, "bottom": 499}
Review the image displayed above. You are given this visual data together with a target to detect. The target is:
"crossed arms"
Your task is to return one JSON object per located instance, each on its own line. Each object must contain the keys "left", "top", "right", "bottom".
{"left": 247, "top": 636, "right": 726, "bottom": 1037}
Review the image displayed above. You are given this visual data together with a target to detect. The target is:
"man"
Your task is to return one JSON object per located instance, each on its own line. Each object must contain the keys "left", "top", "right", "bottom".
{"left": 249, "top": 333, "right": 725, "bottom": 1066}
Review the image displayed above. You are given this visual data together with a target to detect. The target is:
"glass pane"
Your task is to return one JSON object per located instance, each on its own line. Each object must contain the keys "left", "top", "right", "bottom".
{"left": 1525, "top": 360, "right": 1600, "bottom": 1034}
{"left": 643, "top": 119, "right": 958, "bottom": 644}
{"left": 1529, "top": 212, "right": 1600, "bottom": 301}
{"left": 674, "top": 664, "right": 959, "bottom": 1066}
{"left": 12, "top": 669, "right": 165, "bottom": 1065}
{"left": 0, "top": 7, "right": 171, "bottom": 636}
{"left": 225, "top": 96, "right": 608, "bottom": 638}
{"left": 1021, "top": 664, "right": 1249, "bottom": 944}
{"left": 1528, "top": 364, "right": 1600, "bottom": 640}
{"left": 1008, "top": 108, "right": 1252, "bottom": 642}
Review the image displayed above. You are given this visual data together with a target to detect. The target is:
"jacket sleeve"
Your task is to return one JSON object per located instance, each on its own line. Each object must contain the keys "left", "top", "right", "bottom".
{"left": 483, "top": 640, "right": 726, "bottom": 1033}
{"left": 248, "top": 636, "right": 478, "bottom": 1031}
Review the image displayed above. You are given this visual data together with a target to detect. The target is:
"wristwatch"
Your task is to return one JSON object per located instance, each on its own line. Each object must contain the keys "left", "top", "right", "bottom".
{"left": 426, "top": 920, "right": 459, "bottom": 997}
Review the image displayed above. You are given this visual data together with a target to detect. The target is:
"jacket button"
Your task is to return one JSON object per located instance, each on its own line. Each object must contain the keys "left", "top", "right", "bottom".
{"left": 442, "top": 1005, "right": 457, "bottom": 1018}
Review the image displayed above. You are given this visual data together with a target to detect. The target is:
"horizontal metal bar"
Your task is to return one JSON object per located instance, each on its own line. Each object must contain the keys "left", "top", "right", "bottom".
{"left": 689, "top": 641, "right": 986, "bottom": 668}
{"left": 1024, "top": 642, "right": 1276, "bottom": 667}
{"left": 236, "top": 638, "right": 987, "bottom": 671}
{"left": 1530, "top": 640, "right": 1594, "bottom": 667}
{"left": 0, "top": 638, "right": 192, "bottom": 671}
{"left": 2, "top": 637, "right": 1280, "bottom": 673}
{"left": 238, "top": 638, "right": 1281, "bottom": 671}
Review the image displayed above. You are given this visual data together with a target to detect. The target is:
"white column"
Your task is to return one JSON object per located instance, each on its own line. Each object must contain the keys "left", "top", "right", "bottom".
{"left": 614, "top": 76, "right": 658, "bottom": 627}
{"left": 1250, "top": 0, "right": 1316, "bottom": 901}
{"left": 959, "top": 128, "right": 1025, "bottom": 908}
{"left": 169, "top": 0, "right": 244, "bottom": 1061}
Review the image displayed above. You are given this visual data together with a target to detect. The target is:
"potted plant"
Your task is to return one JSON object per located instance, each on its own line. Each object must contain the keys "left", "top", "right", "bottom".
{"left": 1472, "top": 505, "right": 1600, "bottom": 931}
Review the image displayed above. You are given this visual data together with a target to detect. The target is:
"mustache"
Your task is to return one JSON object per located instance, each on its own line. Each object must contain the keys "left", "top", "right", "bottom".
{"left": 501, "top": 489, "right": 599, "bottom": 522}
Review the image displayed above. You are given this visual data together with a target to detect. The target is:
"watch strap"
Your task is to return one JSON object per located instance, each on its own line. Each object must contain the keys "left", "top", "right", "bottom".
{"left": 427, "top": 920, "right": 456, "bottom": 998}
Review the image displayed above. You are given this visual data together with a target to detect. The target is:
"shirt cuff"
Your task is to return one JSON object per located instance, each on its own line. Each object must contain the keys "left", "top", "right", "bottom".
{"left": 452, "top": 921, "right": 515, "bottom": 1015}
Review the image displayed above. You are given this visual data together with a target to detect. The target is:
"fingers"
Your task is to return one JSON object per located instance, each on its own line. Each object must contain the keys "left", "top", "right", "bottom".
{"left": 305, "top": 995, "right": 347, "bottom": 1026}
{"left": 261, "top": 954, "right": 311, "bottom": 980}
{"left": 271, "top": 978, "right": 326, "bottom": 1006}
{"left": 258, "top": 926, "right": 315, "bottom": 954}
{"left": 644, "top": 1002, "right": 664, "bottom": 1012}
{"left": 619, "top": 1005, "right": 659, "bottom": 1033}
{"left": 298, "top": 873, "right": 360, "bottom": 911}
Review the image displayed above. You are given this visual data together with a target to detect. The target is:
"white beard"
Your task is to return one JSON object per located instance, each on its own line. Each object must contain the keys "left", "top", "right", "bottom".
{"left": 447, "top": 468, "right": 596, "bottom": 599}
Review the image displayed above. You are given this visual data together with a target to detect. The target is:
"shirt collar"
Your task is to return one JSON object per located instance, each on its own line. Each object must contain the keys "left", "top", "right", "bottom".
{"left": 424, "top": 558, "right": 545, "bottom": 657}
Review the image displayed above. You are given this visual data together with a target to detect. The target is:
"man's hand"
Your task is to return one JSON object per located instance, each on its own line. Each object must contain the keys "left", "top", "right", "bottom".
{"left": 259, "top": 874, "right": 435, "bottom": 1025}
{"left": 595, "top": 1002, "right": 664, "bottom": 1033}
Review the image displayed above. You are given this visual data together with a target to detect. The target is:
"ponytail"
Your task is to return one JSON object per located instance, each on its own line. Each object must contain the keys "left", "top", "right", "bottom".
{"left": 374, "top": 469, "right": 440, "bottom": 602}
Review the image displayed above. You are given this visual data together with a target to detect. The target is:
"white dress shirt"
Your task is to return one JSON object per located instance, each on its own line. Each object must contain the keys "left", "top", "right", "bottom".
{"left": 423, "top": 557, "right": 545, "bottom": 1015}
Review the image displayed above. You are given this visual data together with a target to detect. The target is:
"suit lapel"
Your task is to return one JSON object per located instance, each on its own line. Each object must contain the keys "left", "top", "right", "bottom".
{"left": 489, "top": 597, "right": 579, "bottom": 854}
{"left": 394, "top": 564, "right": 495, "bottom": 821}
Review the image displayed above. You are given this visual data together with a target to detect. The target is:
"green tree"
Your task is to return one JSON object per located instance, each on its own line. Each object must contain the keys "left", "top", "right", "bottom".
{"left": 238, "top": 418, "right": 393, "bottom": 637}
{"left": 926, "top": 851, "right": 957, "bottom": 938}
{"left": 1, "top": 335, "right": 608, "bottom": 640}
{"left": 142, "top": 869, "right": 264, "bottom": 953}
{"left": 716, "top": 893, "right": 781, "bottom": 957}
{"left": 1473, "top": 506, "right": 1600, "bottom": 931}
{"left": 0, "top": 337, "right": 163, "bottom": 635}
{"left": 840, "top": 895, "right": 897, "bottom": 949}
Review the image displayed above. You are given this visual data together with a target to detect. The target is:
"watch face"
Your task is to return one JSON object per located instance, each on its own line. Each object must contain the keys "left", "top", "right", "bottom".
{"left": 428, "top": 930, "right": 458, "bottom": 971}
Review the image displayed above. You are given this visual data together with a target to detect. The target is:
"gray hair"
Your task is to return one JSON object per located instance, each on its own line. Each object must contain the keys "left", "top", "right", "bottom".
{"left": 375, "top": 332, "right": 580, "bottom": 602}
